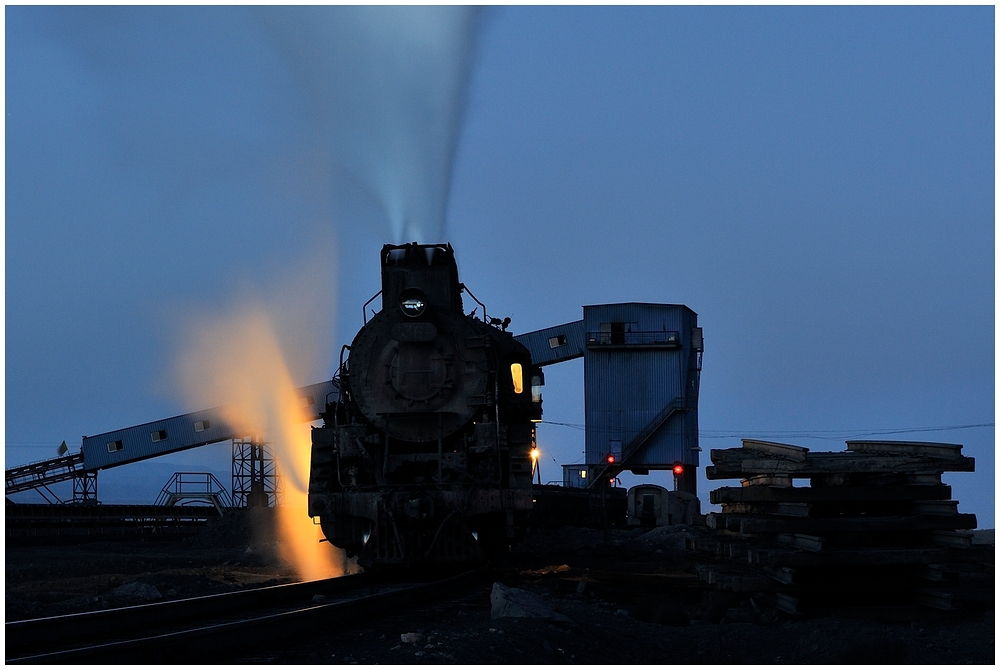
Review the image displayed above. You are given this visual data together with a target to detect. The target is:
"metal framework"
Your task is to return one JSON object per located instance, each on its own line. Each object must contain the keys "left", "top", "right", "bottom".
{"left": 72, "top": 471, "right": 99, "bottom": 504}
{"left": 231, "top": 437, "right": 281, "bottom": 508}
{"left": 155, "top": 472, "right": 232, "bottom": 515}
{"left": 5, "top": 451, "right": 100, "bottom": 504}
{"left": 5, "top": 452, "right": 87, "bottom": 495}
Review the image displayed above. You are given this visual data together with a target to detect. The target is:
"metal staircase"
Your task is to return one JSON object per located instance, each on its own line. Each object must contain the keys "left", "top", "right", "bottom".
{"left": 154, "top": 472, "right": 232, "bottom": 516}
{"left": 588, "top": 397, "right": 691, "bottom": 488}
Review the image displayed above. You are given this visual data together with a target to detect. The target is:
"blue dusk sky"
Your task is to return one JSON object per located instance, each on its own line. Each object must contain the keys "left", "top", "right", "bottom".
{"left": 5, "top": 6, "right": 995, "bottom": 526}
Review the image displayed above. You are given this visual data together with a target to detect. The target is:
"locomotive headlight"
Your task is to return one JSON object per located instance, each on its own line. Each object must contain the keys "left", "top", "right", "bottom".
{"left": 510, "top": 363, "right": 524, "bottom": 394}
{"left": 398, "top": 288, "right": 427, "bottom": 317}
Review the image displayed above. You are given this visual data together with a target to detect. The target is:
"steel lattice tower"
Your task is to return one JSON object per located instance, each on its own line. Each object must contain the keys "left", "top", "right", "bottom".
{"left": 231, "top": 436, "right": 281, "bottom": 508}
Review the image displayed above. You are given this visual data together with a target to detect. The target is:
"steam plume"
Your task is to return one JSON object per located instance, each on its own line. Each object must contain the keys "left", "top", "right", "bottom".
{"left": 175, "top": 252, "right": 347, "bottom": 580}
{"left": 256, "top": 6, "right": 482, "bottom": 243}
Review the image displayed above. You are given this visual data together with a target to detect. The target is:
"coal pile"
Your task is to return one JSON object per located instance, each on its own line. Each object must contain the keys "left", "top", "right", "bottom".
{"left": 691, "top": 439, "right": 991, "bottom": 617}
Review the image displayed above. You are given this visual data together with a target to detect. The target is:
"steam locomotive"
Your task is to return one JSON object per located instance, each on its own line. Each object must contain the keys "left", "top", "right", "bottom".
{"left": 308, "top": 243, "right": 542, "bottom": 568}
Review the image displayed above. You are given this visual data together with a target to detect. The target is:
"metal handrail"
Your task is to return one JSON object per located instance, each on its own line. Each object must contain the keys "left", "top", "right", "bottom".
{"left": 459, "top": 283, "right": 488, "bottom": 322}
{"left": 586, "top": 330, "right": 681, "bottom": 346}
{"left": 155, "top": 472, "right": 232, "bottom": 508}
{"left": 362, "top": 290, "right": 382, "bottom": 324}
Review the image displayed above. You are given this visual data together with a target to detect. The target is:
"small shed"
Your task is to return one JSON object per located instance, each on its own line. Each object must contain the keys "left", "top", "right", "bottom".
{"left": 562, "top": 464, "right": 591, "bottom": 489}
{"left": 627, "top": 484, "right": 700, "bottom": 527}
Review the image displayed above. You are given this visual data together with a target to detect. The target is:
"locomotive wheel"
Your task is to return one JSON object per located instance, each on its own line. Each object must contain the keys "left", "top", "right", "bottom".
{"left": 320, "top": 516, "right": 366, "bottom": 558}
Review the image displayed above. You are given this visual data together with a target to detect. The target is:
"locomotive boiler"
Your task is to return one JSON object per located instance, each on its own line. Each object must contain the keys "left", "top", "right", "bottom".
{"left": 308, "top": 243, "right": 542, "bottom": 567}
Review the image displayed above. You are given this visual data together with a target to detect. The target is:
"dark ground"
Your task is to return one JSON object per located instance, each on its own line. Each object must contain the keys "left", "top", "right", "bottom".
{"left": 5, "top": 510, "right": 994, "bottom": 665}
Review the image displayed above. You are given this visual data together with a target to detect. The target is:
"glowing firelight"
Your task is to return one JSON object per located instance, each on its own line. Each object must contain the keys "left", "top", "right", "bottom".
{"left": 176, "top": 292, "right": 348, "bottom": 581}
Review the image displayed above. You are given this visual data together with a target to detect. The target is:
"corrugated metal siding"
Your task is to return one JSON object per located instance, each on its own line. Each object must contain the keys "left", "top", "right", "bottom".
{"left": 583, "top": 302, "right": 692, "bottom": 335}
{"left": 514, "top": 320, "right": 586, "bottom": 366}
{"left": 583, "top": 304, "right": 700, "bottom": 468}
{"left": 82, "top": 379, "right": 338, "bottom": 471}
{"left": 83, "top": 412, "right": 236, "bottom": 470}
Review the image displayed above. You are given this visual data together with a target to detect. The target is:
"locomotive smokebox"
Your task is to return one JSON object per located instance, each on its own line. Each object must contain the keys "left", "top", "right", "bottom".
{"left": 349, "top": 243, "right": 492, "bottom": 443}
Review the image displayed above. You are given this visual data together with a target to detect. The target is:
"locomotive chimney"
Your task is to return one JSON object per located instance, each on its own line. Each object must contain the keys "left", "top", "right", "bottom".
{"left": 381, "top": 242, "right": 463, "bottom": 315}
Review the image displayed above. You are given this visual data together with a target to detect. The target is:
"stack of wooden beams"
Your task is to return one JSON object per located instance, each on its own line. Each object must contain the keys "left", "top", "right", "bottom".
{"left": 692, "top": 439, "right": 987, "bottom": 615}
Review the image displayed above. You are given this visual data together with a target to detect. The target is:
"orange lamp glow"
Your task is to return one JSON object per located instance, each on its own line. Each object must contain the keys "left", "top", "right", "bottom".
{"left": 607, "top": 454, "right": 615, "bottom": 464}
{"left": 672, "top": 463, "right": 685, "bottom": 476}
{"left": 510, "top": 363, "right": 523, "bottom": 394}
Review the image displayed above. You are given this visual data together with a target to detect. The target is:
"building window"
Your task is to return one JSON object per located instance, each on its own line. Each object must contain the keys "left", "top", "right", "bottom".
{"left": 107, "top": 440, "right": 124, "bottom": 453}
{"left": 610, "top": 322, "right": 625, "bottom": 345}
{"left": 151, "top": 430, "right": 168, "bottom": 443}
{"left": 609, "top": 440, "right": 622, "bottom": 461}
{"left": 194, "top": 420, "right": 210, "bottom": 433}
{"left": 548, "top": 334, "right": 567, "bottom": 348}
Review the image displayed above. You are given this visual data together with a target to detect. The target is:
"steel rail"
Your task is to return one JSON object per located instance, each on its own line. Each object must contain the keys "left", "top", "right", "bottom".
{"left": 6, "top": 569, "right": 481, "bottom": 664}
{"left": 7, "top": 572, "right": 372, "bottom": 653}
{"left": 6, "top": 572, "right": 370, "bottom": 661}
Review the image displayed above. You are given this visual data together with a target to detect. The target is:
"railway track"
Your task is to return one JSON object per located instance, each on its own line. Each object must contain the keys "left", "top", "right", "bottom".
{"left": 6, "top": 569, "right": 483, "bottom": 664}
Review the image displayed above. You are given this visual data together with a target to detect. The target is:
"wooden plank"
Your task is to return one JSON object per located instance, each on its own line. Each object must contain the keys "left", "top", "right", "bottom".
{"left": 760, "top": 565, "right": 795, "bottom": 584}
{"left": 907, "top": 474, "right": 943, "bottom": 485}
{"left": 756, "top": 546, "right": 986, "bottom": 567}
{"left": 722, "top": 502, "right": 812, "bottom": 517}
{"left": 722, "top": 513, "right": 978, "bottom": 535}
{"left": 731, "top": 574, "right": 777, "bottom": 593}
{"left": 913, "top": 564, "right": 947, "bottom": 582}
{"left": 751, "top": 591, "right": 799, "bottom": 614}
{"left": 707, "top": 453, "right": 975, "bottom": 478}
{"left": 741, "top": 475, "right": 792, "bottom": 487}
{"left": 773, "top": 502, "right": 812, "bottom": 517}
{"left": 688, "top": 537, "right": 722, "bottom": 554}
{"left": 911, "top": 500, "right": 960, "bottom": 516}
{"left": 741, "top": 439, "right": 809, "bottom": 461}
{"left": 932, "top": 530, "right": 973, "bottom": 548}
{"left": 702, "top": 569, "right": 775, "bottom": 593}
{"left": 711, "top": 484, "right": 953, "bottom": 505}
{"left": 775, "top": 533, "right": 824, "bottom": 552}
{"left": 846, "top": 440, "right": 963, "bottom": 459}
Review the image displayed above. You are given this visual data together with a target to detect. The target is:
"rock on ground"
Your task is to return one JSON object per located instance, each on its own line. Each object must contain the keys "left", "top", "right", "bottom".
{"left": 490, "top": 582, "right": 573, "bottom": 624}
{"left": 109, "top": 582, "right": 162, "bottom": 601}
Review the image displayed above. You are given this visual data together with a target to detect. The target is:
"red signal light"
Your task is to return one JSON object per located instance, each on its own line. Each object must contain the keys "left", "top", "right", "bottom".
{"left": 672, "top": 463, "right": 684, "bottom": 476}
{"left": 607, "top": 455, "right": 615, "bottom": 464}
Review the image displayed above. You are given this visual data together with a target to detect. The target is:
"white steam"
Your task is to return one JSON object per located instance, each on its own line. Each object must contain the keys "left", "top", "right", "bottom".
{"left": 255, "top": 6, "right": 482, "bottom": 243}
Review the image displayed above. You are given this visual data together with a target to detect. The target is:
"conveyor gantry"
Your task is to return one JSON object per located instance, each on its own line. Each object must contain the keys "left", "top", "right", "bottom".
{"left": 5, "top": 379, "right": 338, "bottom": 501}
{"left": 5, "top": 452, "right": 87, "bottom": 496}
